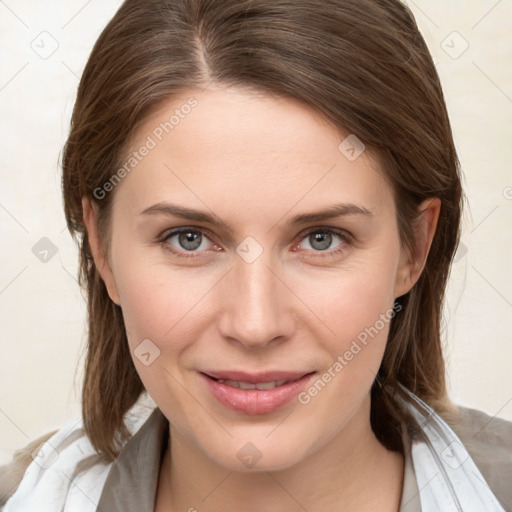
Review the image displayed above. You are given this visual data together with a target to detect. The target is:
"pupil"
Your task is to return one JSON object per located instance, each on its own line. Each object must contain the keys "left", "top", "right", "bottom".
{"left": 179, "top": 231, "right": 201, "bottom": 250}
{"left": 310, "top": 232, "right": 332, "bottom": 251}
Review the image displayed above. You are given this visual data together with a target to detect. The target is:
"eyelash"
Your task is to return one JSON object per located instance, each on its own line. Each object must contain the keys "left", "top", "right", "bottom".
{"left": 157, "top": 226, "right": 353, "bottom": 260}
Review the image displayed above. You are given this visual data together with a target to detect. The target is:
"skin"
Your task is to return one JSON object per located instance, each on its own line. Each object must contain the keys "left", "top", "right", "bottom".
{"left": 83, "top": 86, "right": 440, "bottom": 511}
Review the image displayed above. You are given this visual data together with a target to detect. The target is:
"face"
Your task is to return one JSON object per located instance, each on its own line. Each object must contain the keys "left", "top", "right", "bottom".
{"left": 86, "top": 86, "right": 429, "bottom": 472}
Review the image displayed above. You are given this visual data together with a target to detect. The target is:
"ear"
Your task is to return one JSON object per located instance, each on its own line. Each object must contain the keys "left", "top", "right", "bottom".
{"left": 394, "top": 198, "right": 441, "bottom": 298}
{"left": 82, "top": 196, "right": 121, "bottom": 305}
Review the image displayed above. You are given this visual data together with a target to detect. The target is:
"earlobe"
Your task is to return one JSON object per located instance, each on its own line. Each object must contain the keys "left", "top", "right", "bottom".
{"left": 81, "top": 196, "right": 121, "bottom": 306}
{"left": 394, "top": 198, "right": 441, "bottom": 298}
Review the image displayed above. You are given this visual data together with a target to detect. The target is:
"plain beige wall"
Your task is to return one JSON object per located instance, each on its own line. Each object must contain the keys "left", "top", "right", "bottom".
{"left": 1, "top": 0, "right": 511, "bottom": 464}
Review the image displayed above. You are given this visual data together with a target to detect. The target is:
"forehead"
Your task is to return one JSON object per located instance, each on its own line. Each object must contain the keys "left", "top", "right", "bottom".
{"left": 114, "top": 86, "right": 394, "bottom": 223}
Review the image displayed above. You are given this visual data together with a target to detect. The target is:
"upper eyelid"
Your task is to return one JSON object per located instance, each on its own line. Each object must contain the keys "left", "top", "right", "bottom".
{"left": 161, "top": 225, "right": 223, "bottom": 244}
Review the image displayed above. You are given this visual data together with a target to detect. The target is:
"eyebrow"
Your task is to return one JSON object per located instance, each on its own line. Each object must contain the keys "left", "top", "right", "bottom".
{"left": 140, "top": 201, "right": 372, "bottom": 230}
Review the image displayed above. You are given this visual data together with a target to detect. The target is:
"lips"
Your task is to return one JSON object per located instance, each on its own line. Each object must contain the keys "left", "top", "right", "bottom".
{"left": 203, "top": 370, "right": 310, "bottom": 384}
{"left": 200, "top": 370, "right": 316, "bottom": 414}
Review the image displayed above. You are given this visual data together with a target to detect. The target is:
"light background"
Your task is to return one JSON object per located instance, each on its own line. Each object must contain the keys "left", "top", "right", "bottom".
{"left": 0, "top": 0, "right": 511, "bottom": 464}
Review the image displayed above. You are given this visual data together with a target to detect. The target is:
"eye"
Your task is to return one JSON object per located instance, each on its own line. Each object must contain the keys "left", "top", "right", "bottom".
{"left": 158, "top": 226, "right": 352, "bottom": 260}
{"left": 295, "top": 227, "right": 351, "bottom": 256}
{"left": 160, "top": 228, "right": 218, "bottom": 258}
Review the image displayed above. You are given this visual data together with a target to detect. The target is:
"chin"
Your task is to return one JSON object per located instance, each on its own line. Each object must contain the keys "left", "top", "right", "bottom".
{"left": 202, "top": 435, "right": 313, "bottom": 473}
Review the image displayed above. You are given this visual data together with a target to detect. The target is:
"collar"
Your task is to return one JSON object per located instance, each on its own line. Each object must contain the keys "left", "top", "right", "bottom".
{"left": 96, "top": 407, "right": 169, "bottom": 511}
{"left": 96, "top": 407, "right": 421, "bottom": 511}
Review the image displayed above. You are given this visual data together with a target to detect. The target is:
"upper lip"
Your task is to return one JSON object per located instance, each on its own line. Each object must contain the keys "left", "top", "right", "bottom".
{"left": 201, "top": 370, "right": 315, "bottom": 383}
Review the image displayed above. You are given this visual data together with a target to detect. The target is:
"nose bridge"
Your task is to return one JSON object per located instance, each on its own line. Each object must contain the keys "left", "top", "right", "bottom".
{"left": 218, "top": 247, "right": 294, "bottom": 348}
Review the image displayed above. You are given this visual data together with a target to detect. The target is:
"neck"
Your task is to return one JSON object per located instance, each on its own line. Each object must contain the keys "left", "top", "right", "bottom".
{"left": 155, "top": 397, "right": 404, "bottom": 512}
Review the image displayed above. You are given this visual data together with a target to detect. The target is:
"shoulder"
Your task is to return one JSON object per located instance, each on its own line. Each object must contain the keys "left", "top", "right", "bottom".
{"left": 1, "top": 417, "right": 111, "bottom": 512}
{"left": 1, "top": 395, "right": 156, "bottom": 511}
{"left": 442, "top": 405, "right": 512, "bottom": 510}
{"left": 0, "top": 428, "right": 58, "bottom": 506}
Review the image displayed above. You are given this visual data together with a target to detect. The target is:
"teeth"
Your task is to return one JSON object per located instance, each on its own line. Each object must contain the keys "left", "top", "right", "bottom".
{"left": 255, "top": 381, "right": 277, "bottom": 390}
{"left": 217, "top": 379, "right": 290, "bottom": 389}
{"left": 240, "top": 381, "right": 257, "bottom": 390}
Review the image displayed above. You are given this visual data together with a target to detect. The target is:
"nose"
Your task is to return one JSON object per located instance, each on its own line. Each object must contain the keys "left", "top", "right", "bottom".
{"left": 217, "top": 251, "right": 296, "bottom": 350}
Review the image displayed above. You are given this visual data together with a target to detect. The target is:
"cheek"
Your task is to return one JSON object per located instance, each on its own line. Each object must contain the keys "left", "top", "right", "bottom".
{"left": 115, "top": 271, "right": 169, "bottom": 347}
{"left": 307, "top": 255, "right": 398, "bottom": 346}
{"left": 111, "top": 252, "right": 225, "bottom": 406}
{"left": 111, "top": 241, "right": 211, "bottom": 348}
{"left": 117, "top": 276, "right": 203, "bottom": 363}
{"left": 113, "top": 263, "right": 200, "bottom": 407}
{"left": 300, "top": 250, "right": 400, "bottom": 397}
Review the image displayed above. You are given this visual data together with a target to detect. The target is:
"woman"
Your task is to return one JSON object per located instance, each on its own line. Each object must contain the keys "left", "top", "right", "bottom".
{"left": 2, "top": 0, "right": 511, "bottom": 510}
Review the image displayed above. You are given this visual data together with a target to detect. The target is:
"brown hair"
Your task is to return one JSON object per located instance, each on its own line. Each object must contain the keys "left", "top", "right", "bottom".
{"left": 62, "top": 0, "right": 463, "bottom": 460}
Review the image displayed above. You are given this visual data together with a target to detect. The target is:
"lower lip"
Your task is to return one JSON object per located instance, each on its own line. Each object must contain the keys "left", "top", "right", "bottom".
{"left": 200, "top": 372, "right": 316, "bottom": 415}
